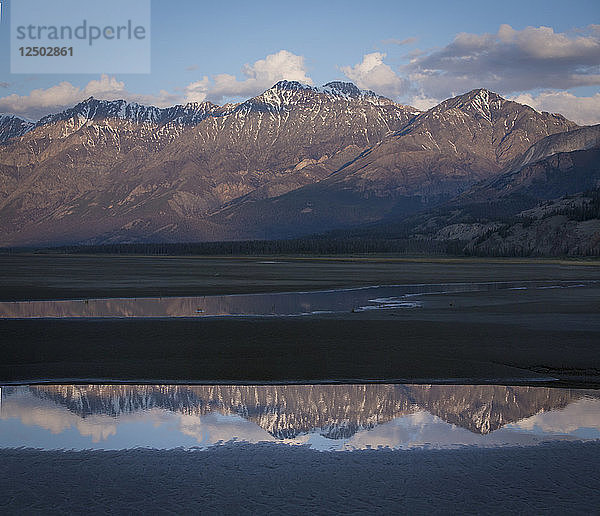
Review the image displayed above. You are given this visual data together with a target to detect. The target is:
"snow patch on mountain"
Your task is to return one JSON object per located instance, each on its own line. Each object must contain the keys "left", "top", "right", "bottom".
{"left": 36, "top": 97, "right": 226, "bottom": 129}
{"left": 0, "top": 114, "right": 35, "bottom": 143}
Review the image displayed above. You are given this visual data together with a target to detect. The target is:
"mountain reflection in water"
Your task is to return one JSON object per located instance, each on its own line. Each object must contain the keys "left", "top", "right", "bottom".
{"left": 1, "top": 384, "right": 598, "bottom": 451}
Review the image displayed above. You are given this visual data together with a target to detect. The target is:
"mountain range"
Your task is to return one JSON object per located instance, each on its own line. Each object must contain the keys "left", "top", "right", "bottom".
{"left": 1, "top": 80, "right": 597, "bottom": 254}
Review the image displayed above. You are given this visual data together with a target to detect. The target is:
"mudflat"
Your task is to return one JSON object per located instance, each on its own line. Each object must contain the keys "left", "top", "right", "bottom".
{"left": 1, "top": 254, "right": 599, "bottom": 301}
{"left": 0, "top": 255, "right": 598, "bottom": 385}
{"left": 2, "top": 442, "right": 599, "bottom": 514}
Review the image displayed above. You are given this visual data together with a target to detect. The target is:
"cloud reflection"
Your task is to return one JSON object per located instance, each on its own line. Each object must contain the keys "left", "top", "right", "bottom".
{"left": 506, "top": 397, "right": 600, "bottom": 436}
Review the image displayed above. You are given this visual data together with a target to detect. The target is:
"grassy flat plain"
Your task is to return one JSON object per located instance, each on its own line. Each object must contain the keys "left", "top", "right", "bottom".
{"left": 0, "top": 254, "right": 599, "bottom": 386}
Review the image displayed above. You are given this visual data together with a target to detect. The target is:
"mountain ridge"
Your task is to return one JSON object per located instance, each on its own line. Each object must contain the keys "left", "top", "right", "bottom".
{"left": 343, "top": 125, "right": 600, "bottom": 256}
{"left": 0, "top": 80, "right": 410, "bottom": 144}
{"left": 0, "top": 83, "right": 585, "bottom": 248}
{"left": 0, "top": 85, "right": 574, "bottom": 146}
{"left": 207, "top": 87, "right": 577, "bottom": 240}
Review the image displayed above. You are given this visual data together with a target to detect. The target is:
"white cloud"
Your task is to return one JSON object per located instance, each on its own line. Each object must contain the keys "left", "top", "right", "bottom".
{"left": 3, "top": 31, "right": 600, "bottom": 126}
{"left": 344, "top": 24, "right": 600, "bottom": 114}
{"left": 340, "top": 52, "right": 409, "bottom": 98}
{"left": 339, "top": 26, "right": 600, "bottom": 119}
{"left": 183, "top": 76, "right": 211, "bottom": 103}
{"left": 0, "top": 75, "right": 180, "bottom": 120}
{"left": 0, "top": 81, "right": 85, "bottom": 119}
{"left": 511, "top": 91, "right": 600, "bottom": 125}
{"left": 185, "top": 50, "right": 313, "bottom": 104}
{"left": 409, "top": 94, "right": 440, "bottom": 111}
{"left": 0, "top": 50, "right": 312, "bottom": 119}
{"left": 404, "top": 24, "right": 600, "bottom": 99}
{"left": 509, "top": 398, "right": 600, "bottom": 435}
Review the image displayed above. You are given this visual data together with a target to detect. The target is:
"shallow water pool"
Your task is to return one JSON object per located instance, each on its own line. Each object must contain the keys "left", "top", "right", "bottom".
{"left": 0, "top": 280, "right": 595, "bottom": 318}
{"left": 1, "top": 384, "right": 598, "bottom": 451}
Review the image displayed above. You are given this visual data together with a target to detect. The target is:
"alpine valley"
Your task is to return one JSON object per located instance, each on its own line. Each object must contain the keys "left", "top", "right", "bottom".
{"left": 1, "top": 80, "right": 598, "bottom": 255}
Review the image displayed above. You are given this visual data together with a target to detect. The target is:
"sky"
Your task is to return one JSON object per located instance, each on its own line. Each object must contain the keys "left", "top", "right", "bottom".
{"left": 0, "top": 0, "right": 599, "bottom": 124}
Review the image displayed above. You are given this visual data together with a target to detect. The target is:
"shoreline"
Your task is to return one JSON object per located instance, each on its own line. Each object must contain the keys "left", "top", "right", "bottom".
{"left": 1, "top": 256, "right": 598, "bottom": 388}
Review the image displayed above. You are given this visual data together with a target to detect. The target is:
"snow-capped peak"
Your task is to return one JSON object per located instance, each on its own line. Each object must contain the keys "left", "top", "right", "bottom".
{"left": 426, "top": 88, "right": 507, "bottom": 123}
{"left": 33, "top": 97, "right": 225, "bottom": 129}
{"left": 0, "top": 113, "right": 35, "bottom": 142}
{"left": 36, "top": 97, "right": 164, "bottom": 126}
{"left": 271, "top": 80, "right": 315, "bottom": 92}
{"left": 237, "top": 80, "right": 397, "bottom": 115}
{"left": 320, "top": 81, "right": 376, "bottom": 99}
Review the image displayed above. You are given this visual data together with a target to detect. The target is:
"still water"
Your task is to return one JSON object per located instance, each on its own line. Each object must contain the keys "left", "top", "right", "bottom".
{"left": 1, "top": 384, "right": 598, "bottom": 451}
{"left": 0, "top": 280, "right": 595, "bottom": 318}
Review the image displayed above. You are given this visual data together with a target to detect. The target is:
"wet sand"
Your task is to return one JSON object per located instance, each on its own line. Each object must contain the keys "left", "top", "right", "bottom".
{"left": 1, "top": 254, "right": 598, "bottom": 301}
{"left": 0, "top": 255, "right": 598, "bottom": 386}
{"left": 1, "top": 315, "right": 598, "bottom": 386}
{"left": 1, "top": 442, "right": 599, "bottom": 514}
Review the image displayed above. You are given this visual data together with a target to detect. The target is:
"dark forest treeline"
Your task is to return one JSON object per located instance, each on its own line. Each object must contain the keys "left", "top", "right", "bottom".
{"left": 14, "top": 237, "right": 464, "bottom": 256}
{"left": 2, "top": 234, "right": 598, "bottom": 258}
{"left": 1, "top": 191, "right": 598, "bottom": 258}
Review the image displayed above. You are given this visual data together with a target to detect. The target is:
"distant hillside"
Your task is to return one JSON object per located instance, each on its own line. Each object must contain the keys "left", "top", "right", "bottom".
{"left": 344, "top": 125, "right": 600, "bottom": 257}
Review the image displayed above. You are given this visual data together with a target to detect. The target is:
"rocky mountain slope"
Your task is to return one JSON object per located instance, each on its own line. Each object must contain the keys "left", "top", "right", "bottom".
{"left": 0, "top": 83, "right": 579, "bottom": 247}
{"left": 209, "top": 89, "right": 576, "bottom": 239}
{"left": 0, "top": 81, "right": 418, "bottom": 246}
{"left": 396, "top": 125, "right": 600, "bottom": 256}
{"left": 457, "top": 124, "right": 600, "bottom": 206}
{"left": 0, "top": 114, "right": 34, "bottom": 143}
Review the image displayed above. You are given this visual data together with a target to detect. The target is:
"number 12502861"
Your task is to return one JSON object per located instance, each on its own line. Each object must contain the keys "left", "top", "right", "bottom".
{"left": 19, "top": 46, "right": 73, "bottom": 56}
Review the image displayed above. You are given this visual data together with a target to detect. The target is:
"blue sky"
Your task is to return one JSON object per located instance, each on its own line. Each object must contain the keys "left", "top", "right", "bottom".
{"left": 0, "top": 0, "right": 599, "bottom": 123}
